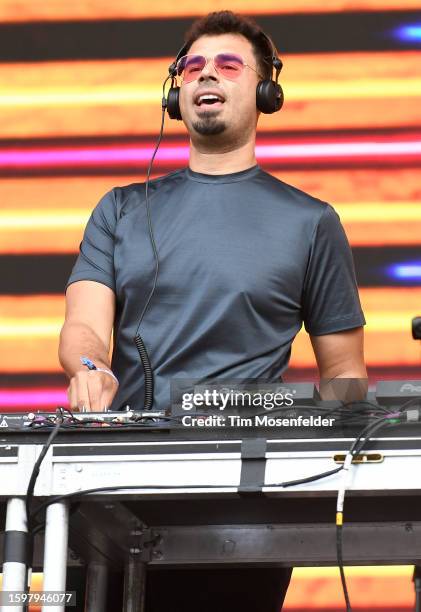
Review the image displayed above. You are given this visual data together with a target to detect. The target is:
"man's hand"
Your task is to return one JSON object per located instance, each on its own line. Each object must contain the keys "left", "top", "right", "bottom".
{"left": 67, "top": 368, "right": 119, "bottom": 412}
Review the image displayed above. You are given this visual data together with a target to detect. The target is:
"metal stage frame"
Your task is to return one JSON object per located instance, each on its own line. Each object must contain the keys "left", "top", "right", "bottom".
{"left": 1, "top": 426, "right": 421, "bottom": 611}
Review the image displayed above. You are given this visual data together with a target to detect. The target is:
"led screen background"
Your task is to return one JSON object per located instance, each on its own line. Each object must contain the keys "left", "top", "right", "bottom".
{"left": 0, "top": 2, "right": 420, "bottom": 609}
{"left": 2, "top": 1, "right": 421, "bottom": 412}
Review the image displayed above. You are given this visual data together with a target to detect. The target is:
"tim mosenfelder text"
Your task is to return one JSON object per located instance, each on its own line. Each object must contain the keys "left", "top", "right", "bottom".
{"left": 181, "top": 414, "right": 336, "bottom": 427}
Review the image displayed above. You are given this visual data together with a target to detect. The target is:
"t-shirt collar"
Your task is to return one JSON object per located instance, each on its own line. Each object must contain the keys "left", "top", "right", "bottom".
{"left": 185, "top": 164, "right": 260, "bottom": 184}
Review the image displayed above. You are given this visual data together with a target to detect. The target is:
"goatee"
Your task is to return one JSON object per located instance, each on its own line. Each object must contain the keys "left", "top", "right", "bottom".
{"left": 192, "top": 111, "right": 227, "bottom": 136}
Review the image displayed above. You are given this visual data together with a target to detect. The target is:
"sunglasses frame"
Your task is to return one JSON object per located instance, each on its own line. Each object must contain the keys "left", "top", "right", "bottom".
{"left": 176, "top": 52, "right": 264, "bottom": 83}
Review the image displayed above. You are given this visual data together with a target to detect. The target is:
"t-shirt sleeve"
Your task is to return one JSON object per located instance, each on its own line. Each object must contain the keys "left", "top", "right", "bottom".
{"left": 65, "top": 189, "right": 117, "bottom": 293}
{"left": 302, "top": 204, "right": 365, "bottom": 335}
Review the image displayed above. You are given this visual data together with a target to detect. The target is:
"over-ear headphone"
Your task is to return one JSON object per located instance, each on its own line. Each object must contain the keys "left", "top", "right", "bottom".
{"left": 165, "top": 32, "right": 284, "bottom": 120}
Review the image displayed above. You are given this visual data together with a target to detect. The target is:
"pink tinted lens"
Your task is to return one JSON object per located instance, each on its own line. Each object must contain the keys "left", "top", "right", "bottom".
{"left": 177, "top": 55, "right": 207, "bottom": 82}
{"left": 177, "top": 53, "right": 245, "bottom": 82}
{"left": 214, "top": 53, "right": 244, "bottom": 79}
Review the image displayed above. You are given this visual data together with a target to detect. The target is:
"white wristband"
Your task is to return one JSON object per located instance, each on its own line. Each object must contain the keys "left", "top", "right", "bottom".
{"left": 95, "top": 368, "right": 119, "bottom": 386}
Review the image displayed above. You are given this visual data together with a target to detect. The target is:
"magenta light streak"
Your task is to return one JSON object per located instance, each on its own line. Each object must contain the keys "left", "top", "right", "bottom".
{"left": 1, "top": 139, "right": 421, "bottom": 168}
{"left": 0, "top": 146, "right": 189, "bottom": 167}
{"left": 256, "top": 141, "right": 421, "bottom": 158}
{"left": 0, "top": 389, "right": 68, "bottom": 408}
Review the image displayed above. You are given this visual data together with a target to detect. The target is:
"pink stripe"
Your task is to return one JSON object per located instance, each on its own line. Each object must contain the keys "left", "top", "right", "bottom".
{"left": 0, "top": 389, "right": 68, "bottom": 408}
{"left": 0, "top": 146, "right": 189, "bottom": 167}
{"left": 1, "top": 137, "right": 421, "bottom": 169}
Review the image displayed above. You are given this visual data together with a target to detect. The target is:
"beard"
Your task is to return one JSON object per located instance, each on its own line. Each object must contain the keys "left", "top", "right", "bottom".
{"left": 191, "top": 110, "right": 227, "bottom": 136}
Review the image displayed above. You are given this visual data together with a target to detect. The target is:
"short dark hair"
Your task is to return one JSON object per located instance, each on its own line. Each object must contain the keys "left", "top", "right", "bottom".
{"left": 184, "top": 11, "right": 274, "bottom": 81}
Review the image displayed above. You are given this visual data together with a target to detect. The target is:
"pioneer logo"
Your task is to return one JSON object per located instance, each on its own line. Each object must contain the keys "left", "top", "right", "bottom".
{"left": 400, "top": 383, "right": 421, "bottom": 393}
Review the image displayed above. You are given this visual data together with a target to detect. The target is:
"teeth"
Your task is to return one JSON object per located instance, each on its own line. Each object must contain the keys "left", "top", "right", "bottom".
{"left": 198, "top": 94, "right": 222, "bottom": 104}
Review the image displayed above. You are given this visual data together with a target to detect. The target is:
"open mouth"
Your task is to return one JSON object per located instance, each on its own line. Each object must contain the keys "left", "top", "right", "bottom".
{"left": 194, "top": 93, "right": 225, "bottom": 108}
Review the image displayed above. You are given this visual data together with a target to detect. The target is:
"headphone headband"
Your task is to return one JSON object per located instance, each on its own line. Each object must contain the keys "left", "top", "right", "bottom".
{"left": 259, "top": 32, "right": 283, "bottom": 82}
{"left": 168, "top": 43, "right": 189, "bottom": 76}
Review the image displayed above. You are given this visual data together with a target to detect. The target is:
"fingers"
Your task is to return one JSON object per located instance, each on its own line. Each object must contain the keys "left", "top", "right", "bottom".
{"left": 87, "top": 374, "right": 104, "bottom": 412}
{"left": 67, "top": 370, "right": 118, "bottom": 412}
{"left": 67, "top": 380, "right": 77, "bottom": 411}
{"left": 99, "top": 383, "right": 119, "bottom": 412}
{"left": 76, "top": 371, "right": 91, "bottom": 411}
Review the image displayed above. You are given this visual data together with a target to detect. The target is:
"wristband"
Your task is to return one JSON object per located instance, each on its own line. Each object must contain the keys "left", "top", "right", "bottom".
{"left": 95, "top": 367, "right": 119, "bottom": 386}
{"left": 80, "top": 356, "right": 119, "bottom": 385}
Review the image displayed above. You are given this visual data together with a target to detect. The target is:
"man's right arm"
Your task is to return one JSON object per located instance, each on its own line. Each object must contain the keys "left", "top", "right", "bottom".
{"left": 58, "top": 280, "right": 118, "bottom": 412}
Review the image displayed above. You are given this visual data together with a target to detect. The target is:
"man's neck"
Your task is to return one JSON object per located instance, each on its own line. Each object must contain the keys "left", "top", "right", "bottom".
{"left": 188, "top": 139, "right": 257, "bottom": 175}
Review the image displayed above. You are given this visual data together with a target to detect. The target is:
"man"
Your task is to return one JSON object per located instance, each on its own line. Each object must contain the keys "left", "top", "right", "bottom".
{"left": 59, "top": 11, "right": 367, "bottom": 611}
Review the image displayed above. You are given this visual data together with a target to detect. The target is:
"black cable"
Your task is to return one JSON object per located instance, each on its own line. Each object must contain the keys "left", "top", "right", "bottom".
{"left": 133, "top": 75, "right": 172, "bottom": 411}
{"left": 22, "top": 410, "right": 411, "bottom": 612}
{"left": 412, "top": 565, "right": 421, "bottom": 612}
{"left": 336, "top": 523, "right": 352, "bottom": 612}
{"left": 23, "top": 408, "right": 65, "bottom": 609}
{"left": 350, "top": 414, "right": 400, "bottom": 457}
{"left": 414, "top": 565, "right": 421, "bottom": 612}
{"left": 133, "top": 335, "right": 154, "bottom": 410}
{"left": 25, "top": 409, "right": 64, "bottom": 531}
{"left": 29, "top": 461, "right": 348, "bottom": 526}
{"left": 272, "top": 466, "right": 343, "bottom": 488}
{"left": 17, "top": 403, "right": 419, "bottom": 612}
{"left": 335, "top": 413, "right": 405, "bottom": 612}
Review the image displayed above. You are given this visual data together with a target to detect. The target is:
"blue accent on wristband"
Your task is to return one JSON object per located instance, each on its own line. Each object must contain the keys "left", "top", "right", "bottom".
{"left": 80, "top": 357, "right": 97, "bottom": 370}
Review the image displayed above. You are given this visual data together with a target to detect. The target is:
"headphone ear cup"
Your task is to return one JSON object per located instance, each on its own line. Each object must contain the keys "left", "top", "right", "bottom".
{"left": 256, "top": 80, "right": 284, "bottom": 114}
{"left": 166, "top": 86, "right": 182, "bottom": 120}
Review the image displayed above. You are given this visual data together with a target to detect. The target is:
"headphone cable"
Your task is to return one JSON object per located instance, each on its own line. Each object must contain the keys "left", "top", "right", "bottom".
{"left": 133, "top": 75, "right": 172, "bottom": 410}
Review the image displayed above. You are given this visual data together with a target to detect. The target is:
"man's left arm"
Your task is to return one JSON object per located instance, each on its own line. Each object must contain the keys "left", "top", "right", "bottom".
{"left": 301, "top": 203, "right": 368, "bottom": 401}
{"left": 310, "top": 326, "right": 368, "bottom": 401}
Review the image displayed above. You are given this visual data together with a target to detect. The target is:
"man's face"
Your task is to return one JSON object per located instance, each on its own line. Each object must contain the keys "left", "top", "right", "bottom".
{"left": 179, "top": 33, "right": 261, "bottom": 144}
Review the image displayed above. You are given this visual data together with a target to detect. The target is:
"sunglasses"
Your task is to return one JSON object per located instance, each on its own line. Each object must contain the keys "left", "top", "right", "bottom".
{"left": 176, "top": 53, "right": 263, "bottom": 83}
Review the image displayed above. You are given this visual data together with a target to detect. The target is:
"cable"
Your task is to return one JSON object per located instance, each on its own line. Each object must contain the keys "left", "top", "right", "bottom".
{"left": 335, "top": 413, "right": 404, "bottom": 612}
{"left": 271, "top": 466, "right": 343, "bottom": 488}
{"left": 22, "top": 409, "right": 411, "bottom": 612}
{"left": 133, "top": 75, "right": 172, "bottom": 411}
{"left": 336, "top": 520, "right": 352, "bottom": 612}
{"left": 25, "top": 409, "right": 64, "bottom": 530}
{"left": 23, "top": 408, "right": 65, "bottom": 609}
{"left": 29, "top": 460, "right": 348, "bottom": 527}
{"left": 21, "top": 406, "right": 414, "bottom": 610}
{"left": 414, "top": 566, "right": 421, "bottom": 612}
{"left": 412, "top": 565, "right": 421, "bottom": 612}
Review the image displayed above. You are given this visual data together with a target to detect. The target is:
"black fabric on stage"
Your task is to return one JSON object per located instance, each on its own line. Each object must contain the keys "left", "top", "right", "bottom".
{"left": 145, "top": 566, "right": 293, "bottom": 612}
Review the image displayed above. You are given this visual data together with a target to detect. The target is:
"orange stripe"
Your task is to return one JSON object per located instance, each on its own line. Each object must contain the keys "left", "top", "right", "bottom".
{"left": 290, "top": 330, "right": 420, "bottom": 367}
{"left": 2, "top": 211, "right": 419, "bottom": 253}
{"left": 0, "top": 289, "right": 420, "bottom": 372}
{"left": 1, "top": 52, "right": 420, "bottom": 138}
{"left": 1, "top": 0, "right": 419, "bottom": 22}
{"left": 283, "top": 567, "right": 414, "bottom": 608}
{"left": 342, "top": 221, "right": 421, "bottom": 246}
{"left": 1, "top": 172, "right": 420, "bottom": 254}
{"left": 291, "top": 287, "right": 421, "bottom": 368}
{"left": 1, "top": 168, "right": 419, "bottom": 208}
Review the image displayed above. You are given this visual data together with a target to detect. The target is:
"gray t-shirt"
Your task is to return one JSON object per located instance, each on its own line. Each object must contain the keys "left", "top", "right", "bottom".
{"left": 66, "top": 164, "right": 365, "bottom": 411}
